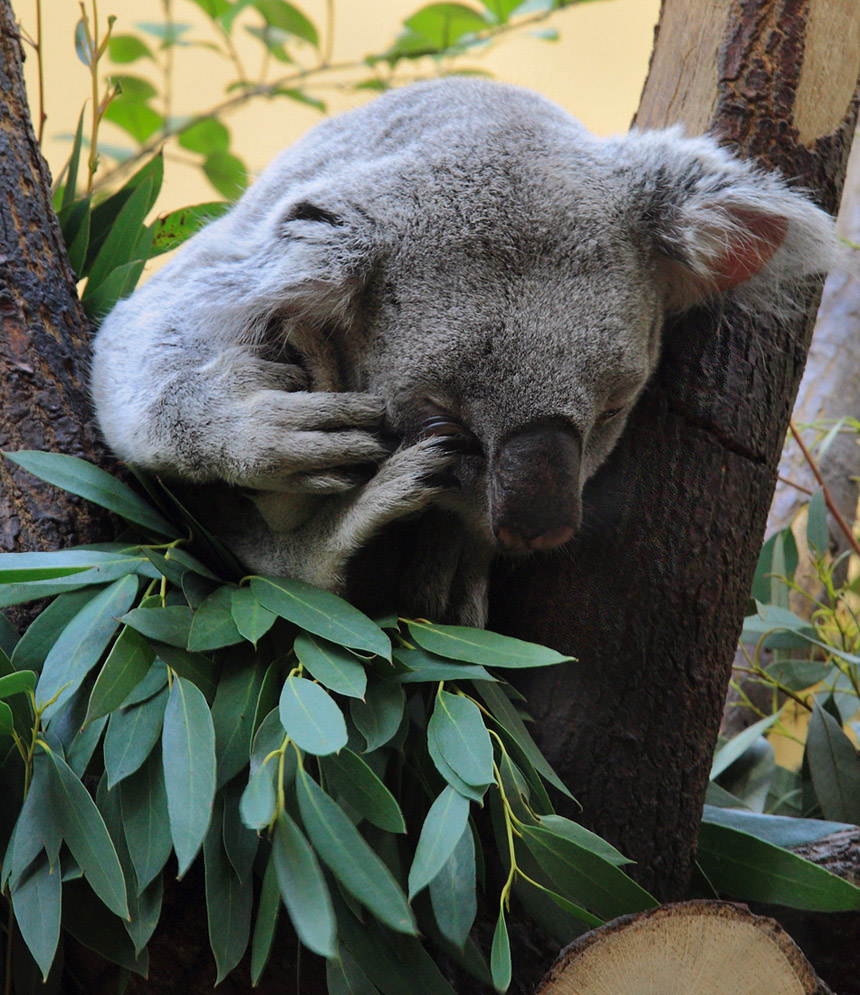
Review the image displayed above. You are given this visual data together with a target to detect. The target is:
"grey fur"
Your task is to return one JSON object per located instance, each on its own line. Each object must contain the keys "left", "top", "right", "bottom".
{"left": 91, "top": 78, "right": 838, "bottom": 626}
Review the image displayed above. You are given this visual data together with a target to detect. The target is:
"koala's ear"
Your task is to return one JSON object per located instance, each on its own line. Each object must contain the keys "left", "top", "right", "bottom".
{"left": 616, "top": 128, "right": 839, "bottom": 313}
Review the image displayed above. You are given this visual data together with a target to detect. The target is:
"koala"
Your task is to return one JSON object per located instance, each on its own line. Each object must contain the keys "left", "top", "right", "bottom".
{"left": 90, "top": 78, "right": 837, "bottom": 627}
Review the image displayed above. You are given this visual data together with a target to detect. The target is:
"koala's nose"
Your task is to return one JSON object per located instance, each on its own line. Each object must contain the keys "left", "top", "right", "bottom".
{"left": 492, "top": 423, "right": 582, "bottom": 553}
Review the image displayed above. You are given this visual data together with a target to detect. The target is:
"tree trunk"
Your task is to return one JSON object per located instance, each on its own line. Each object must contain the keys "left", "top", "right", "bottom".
{"left": 491, "top": 0, "right": 860, "bottom": 902}
{"left": 0, "top": 2, "right": 111, "bottom": 565}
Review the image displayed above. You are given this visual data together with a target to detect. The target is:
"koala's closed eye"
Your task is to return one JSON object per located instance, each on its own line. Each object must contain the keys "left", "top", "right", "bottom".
{"left": 284, "top": 201, "right": 343, "bottom": 226}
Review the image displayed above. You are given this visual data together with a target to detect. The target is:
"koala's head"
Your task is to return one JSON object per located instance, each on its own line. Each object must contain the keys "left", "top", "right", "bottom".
{"left": 246, "top": 79, "right": 835, "bottom": 555}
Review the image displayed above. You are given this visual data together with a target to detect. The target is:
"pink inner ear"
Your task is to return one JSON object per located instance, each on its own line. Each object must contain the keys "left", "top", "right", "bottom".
{"left": 712, "top": 209, "right": 788, "bottom": 290}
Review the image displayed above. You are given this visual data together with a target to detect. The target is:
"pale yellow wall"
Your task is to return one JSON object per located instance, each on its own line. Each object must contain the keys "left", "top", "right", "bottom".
{"left": 17, "top": 0, "right": 660, "bottom": 214}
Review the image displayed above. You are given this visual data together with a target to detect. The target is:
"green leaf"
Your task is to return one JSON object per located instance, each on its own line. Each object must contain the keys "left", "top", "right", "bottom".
{"left": 47, "top": 750, "right": 129, "bottom": 918}
{"left": 187, "top": 587, "right": 244, "bottom": 652}
{"left": 806, "top": 702, "right": 860, "bottom": 823}
{"left": 520, "top": 824, "right": 657, "bottom": 920}
{"left": 321, "top": 748, "right": 406, "bottom": 833}
{"left": 806, "top": 488, "right": 829, "bottom": 555}
{"left": 270, "top": 86, "right": 325, "bottom": 110}
{"left": 406, "top": 2, "right": 489, "bottom": 46}
{"left": 251, "top": 576, "right": 391, "bottom": 658}
{"left": 121, "top": 606, "right": 193, "bottom": 648}
{"left": 86, "top": 153, "right": 163, "bottom": 272}
{"left": 327, "top": 947, "right": 381, "bottom": 995}
{"left": 255, "top": 0, "right": 319, "bottom": 45}
{"left": 83, "top": 174, "right": 154, "bottom": 293}
{"left": 408, "top": 620, "right": 570, "bottom": 668}
{"left": 296, "top": 769, "right": 417, "bottom": 934}
{"left": 4, "top": 452, "right": 174, "bottom": 536}
{"left": 697, "top": 821, "right": 860, "bottom": 910}
{"left": 122, "top": 658, "right": 168, "bottom": 706}
{"left": 350, "top": 681, "right": 405, "bottom": 752}
{"left": 480, "top": 0, "right": 523, "bottom": 22}
{"left": 222, "top": 777, "right": 259, "bottom": 881}
{"left": 429, "top": 823, "right": 476, "bottom": 948}
{"left": 36, "top": 574, "right": 139, "bottom": 719}
{"left": 408, "top": 786, "right": 470, "bottom": 899}
{"left": 279, "top": 675, "right": 347, "bottom": 755}
{"left": 149, "top": 201, "right": 230, "bottom": 257}
{"left": 394, "top": 646, "right": 495, "bottom": 683}
{"left": 178, "top": 118, "right": 230, "bottom": 153}
{"left": 710, "top": 712, "right": 782, "bottom": 779}
{"left": 108, "top": 33, "right": 154, "bottom": 62}
{"left": 135, "top": 20, "right": 193, "bottom": 43}
{"left": 239, "top": 763, "right": 277, "bottom": 831}
{"left": 103, "top": 97, "right": 164, "bottom": 143}
{"left": 426, "top": 725, "right": 486, "bottom": 802}
{"left": 0, "top": 700, "right": 12, "bottom": 738}
{"left": 536, "top": 814, "right": 631, "bottom": 866}
{"left": 74, "top": 16, "right": 94, "bottom": 65}
{"left": 701, "top": 805, "right": 854, "bottom": 849}
{"left": 489, "top": 910, "right": 511, "bottom": 993}
{"left": 3, "top": 754, "right": 61, "bottom": 891}
{"left": 62, "top": 108, "right": 87, "bottom": 209}
{"left": 151, "top": 642, "right": 218, "bottom": 701}
{"left": 273, "top": 813, "right": 336, "bottom": 957}
{"left": 477, "top": 682, "right": 575, "bottom": 801}
{"left": 250, "top": 855, "right": 281, "bottom": 986}
{"left": 428, "top": 690, "right": 493, "bottom": 788}
{"left": 230, "top": 585, "right": 277, "bottom": 646}
{"left": 82, "top": 255, "right": 147, "bottom": 319}
{"left": 204, "top": 793, "right": 253, "bottom": 983}
{"left": 0, "top": 669, "right": 36, "bottom": 699}
{"left": 188, "top": 0, "right": 232, "bottom": 18}
{"left": 294, "top": 631, "right": 367, "bottom": 698}
{"left": 104, "top": 685, "right": 168, "bottom": 788}
{"left": 57, "top": 194, "right": 91, "bottom": 275}
{"left": 61, "top": 878, "right": 148, "bottom": 974}
{"left": 11, "top": 853, "right": 62, "bottom": 980}
{"left": 211, "top": 648, "right": 267, "bottom": 787}
{"left": 11, "top": 588, "right": 99, "bottom": 672}
{"left": 119, "top": 745, "right": 173, "bottom": 892}
{"left": 85, "top": 627, "right": 155, "bottom": 725}
{"left": 162, "top": 675, "right": 217, "bottom": 876}
{"left": 203, "top": 149, "right": 247, "bottom": 200}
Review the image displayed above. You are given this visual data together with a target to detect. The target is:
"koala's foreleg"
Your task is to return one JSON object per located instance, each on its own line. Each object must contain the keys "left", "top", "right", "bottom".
{"left": 249, "top": 437, "right": 465, "bottom": 593}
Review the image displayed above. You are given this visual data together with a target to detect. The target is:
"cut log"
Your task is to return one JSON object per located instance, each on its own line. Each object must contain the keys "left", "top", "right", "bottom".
{"left": 535, "top": 901, "right": 834, "bottom": 995}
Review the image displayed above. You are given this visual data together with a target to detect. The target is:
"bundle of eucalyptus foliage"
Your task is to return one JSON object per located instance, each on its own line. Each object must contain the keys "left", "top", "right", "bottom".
{"left": 0, "top": 450, "right": 659, "bottom": 994}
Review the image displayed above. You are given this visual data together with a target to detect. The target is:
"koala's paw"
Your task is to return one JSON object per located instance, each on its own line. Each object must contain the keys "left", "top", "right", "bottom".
{"left": 332, "top": 437, "right": 463, "bottom": 550}
{"left": 226, "top": 391, "right": 391, "bottom": 489}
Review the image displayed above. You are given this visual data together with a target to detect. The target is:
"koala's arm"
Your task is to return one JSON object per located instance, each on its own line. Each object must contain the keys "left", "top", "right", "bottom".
{"left": 90, "top": 204, "right": 396, "bottom": 493}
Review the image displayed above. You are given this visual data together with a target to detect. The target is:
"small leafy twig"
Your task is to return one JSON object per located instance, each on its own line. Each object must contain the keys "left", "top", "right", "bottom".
{"left": 790, "top": 418, "right": 860, "bottom": 559}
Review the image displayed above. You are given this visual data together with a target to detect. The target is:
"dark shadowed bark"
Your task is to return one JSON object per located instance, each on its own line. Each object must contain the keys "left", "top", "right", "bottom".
{"left": 492, "top": 0, "right": 860, "bottom": 902}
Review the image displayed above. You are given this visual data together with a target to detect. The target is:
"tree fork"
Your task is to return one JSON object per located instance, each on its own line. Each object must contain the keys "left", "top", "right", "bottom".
{"left": 491, "top": 0, "right": 860, "bottom": 900}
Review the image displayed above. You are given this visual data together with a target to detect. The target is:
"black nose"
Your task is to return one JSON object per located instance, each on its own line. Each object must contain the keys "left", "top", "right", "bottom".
{"left": 492, "top": 424, "right": 581, "bottom": 553}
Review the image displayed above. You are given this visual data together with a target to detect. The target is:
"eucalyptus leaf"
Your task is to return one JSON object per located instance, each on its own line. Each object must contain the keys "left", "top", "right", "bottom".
{"left": 4, "top": 452, "right": 173, "bottom": 536}
{"left": 119, "top": 745, "right": 173, "bottom": 892}
{"left": 46, "top": 750, "right": 129, "bottom": 918}
{"left": 85, "top": 626, "right": 155, "bottom": 725}
{"left": 188, "top": 586, "right": 244, "bottom": 651}
{"left": 279, "top": 675, "right": 347, "bottom": 756}
{"left": 697, "top": 821, "right": 860, "bottom": 910}
{"left": 162, "top": 676, "right": 217, "bottom": 876}
{"left": 230, "top": 586, "right": 277, "bottom": 646}
{"left": 321, "top": 748, "right": 406, "bottom": 833}
{"left": 408, "top": 786, "right": 470, "bottom": 899}
{"left": 294, "top": 631, "right": 367, "bottom": 698}
{"left": 211, "top": 649, "right": 267, "bottom": 787}
{"left": 250, "top": 855, "right": 281, "bottom": 986}
{"left": 296, "top": 769, "right": 416, "bottom": 934}
{"left": 104, "top": 685, "right": 168, "bottom": 788}
{"left": 428, "top": 690, "right": 493, "bottom": 788}
{"left": 428, "top": 823, "right": 476, "bottom": 948}
{"left": 37, "top": 574, "right": 139, "bottom": 719}
{"left": 204, "top": 793, "right": 253, "bottom": 983}
{"left": 120, "top": 605, "right": 193, "bottom": 648}
{"left": 11, "top": 853, "right": 62, "bottom": 980}
{"left": 273, "top": 813, "right": 336, "bottom": 957}
{"left": 806, "top": 702, "right": 860, "bottom": 824}
{"left": 408, "top": 620, "right": 570, "bottom": 668}
{"left": 490, "top": 909, "right": 511, "bottom": 993}
{"left": 351, "top": 681, "right": 405, "bottom": 752}
{"left": 251, "top": 576, "right": 391, "bottom": 658}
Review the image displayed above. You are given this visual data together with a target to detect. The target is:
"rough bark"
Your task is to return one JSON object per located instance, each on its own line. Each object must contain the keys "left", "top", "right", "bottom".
{"left": 0, "top": 0, "right": 110, "bottom": 563}
{"left": 491, "top": 0, "right": 860, "bottom": 901}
